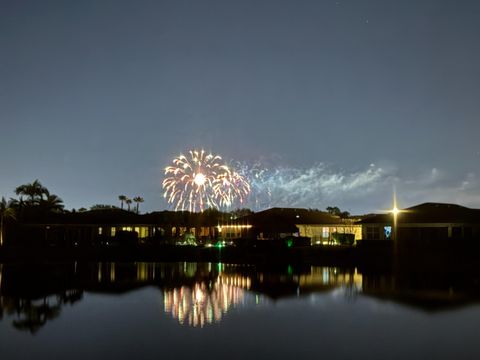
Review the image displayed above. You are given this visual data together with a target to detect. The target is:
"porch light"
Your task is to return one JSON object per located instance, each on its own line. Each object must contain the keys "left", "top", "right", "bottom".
{"left": 390, "top": 206, "right": 400, "bottom": 216}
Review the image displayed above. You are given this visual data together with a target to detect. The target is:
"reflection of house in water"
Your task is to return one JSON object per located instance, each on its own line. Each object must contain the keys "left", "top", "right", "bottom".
{"left": 3, "top": 262, "right": 480, "bottom": 334}
{"left": 161, "top": 266, "right": 364, "bottom": 327}
{"left": 1, "top": 262, "right": 366, "bottom": 330}
{"left": 89, "top": 262, "right": 257, "bottom": 328}
{"left": 251, "top": 266, "right": 363, "bottom": 299}
{"left": 361, "top": 269, "right": 480, "bottom": 312}
{"left": 0, "top": 263, "right": 83, "bottom": 333}
{"left": 298, "top": 267, "right": 363, "bottom": 293}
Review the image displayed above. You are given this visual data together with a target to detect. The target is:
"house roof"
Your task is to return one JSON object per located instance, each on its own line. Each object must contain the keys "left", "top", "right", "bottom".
{"left": 24, "top": 208, "right": 144, "bottom": 225}
{"left": 255, "top": 207, "right": 344, "bottom": 224}
{"left": 359, "top": 202, "right": 480, "bottom": 224}
{"left": 25, "top": 208, "right": 228, "bottom": 226}
{"left": 242, "top": 207, "right": 344, "bottom": 233}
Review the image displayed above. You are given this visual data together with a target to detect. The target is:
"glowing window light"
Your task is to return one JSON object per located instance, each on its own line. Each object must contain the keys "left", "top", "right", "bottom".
{"left": 217, "top": 224, "right": 252, "bottom": 232}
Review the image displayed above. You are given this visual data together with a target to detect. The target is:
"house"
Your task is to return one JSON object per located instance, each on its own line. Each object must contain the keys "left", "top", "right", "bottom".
{"left": 359, "top": 202, "right": 480, "bottom": 242}
{"left": 7, "top": 207, "right": 364, "bottom": 248}
{"left": 228, "top": 207, "right": 362, "bottom": 245}
{"left": 8, "top": 209, "right": 223, "bottom": 247}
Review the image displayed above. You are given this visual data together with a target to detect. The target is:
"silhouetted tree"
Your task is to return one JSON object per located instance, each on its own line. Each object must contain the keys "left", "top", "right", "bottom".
{"left": 230, "top": 208, "right": 253, "bottom": 219}
{"left": 326, "top": 206, "right": 341, "bottom": 216}
{"left": 12, "top": 299, "right": 62, "bottom": 334}
{"left": 9, "top": 196, "right": 26, "bottom": 210}
{"left": 78, "top": 207, "right": 87, "bottom": 212}
{"left": 125, "top": 198, "right": 132, "bottom": 211}
{"left": 133, "top": 196, "right": 144, "bottom": 214}
{"left": 0, "top": 197, "right": 16, "bottom": 246}
{"left": 90, "top": 204, "right": 118, "bottom": 210}
{"left": 326, "top": 206, "right": 351, "bottom": 219}
{"left": 118, "top": 195, "right": 127, "bottom": 210}
{"left": 14, "top": 180, "right": 48, "bottom": 205}
{"left": 201, "top": 208, "right": 222, "bottom": 226}
{"left": 40, "top": 194, "right": 64, "bottom": 213}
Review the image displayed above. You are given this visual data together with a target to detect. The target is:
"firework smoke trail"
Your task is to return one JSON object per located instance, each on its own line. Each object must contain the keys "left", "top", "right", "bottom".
{"left": 163, "top": 150, "right": 250, "bottom": 212}
{"left": 236, "top": 162, "right": 391, "bottom": 211}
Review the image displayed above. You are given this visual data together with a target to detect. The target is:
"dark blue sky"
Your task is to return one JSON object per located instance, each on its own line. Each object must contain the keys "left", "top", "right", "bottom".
{"left": 1, "top": 0, "right": 480, "bottom": 213}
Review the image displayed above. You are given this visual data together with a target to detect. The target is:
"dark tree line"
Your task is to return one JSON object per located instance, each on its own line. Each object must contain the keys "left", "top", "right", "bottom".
{"left": 326, "top": 206, "right": 351, "bottom": 219}
{"left": 0, "top": 180, "right": 65, "bottom": 246}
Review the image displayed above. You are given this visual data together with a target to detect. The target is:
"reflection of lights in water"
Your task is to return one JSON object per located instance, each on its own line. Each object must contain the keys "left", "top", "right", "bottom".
{"left": 96, "top": 263, "right": 120, "bottom": 283}
{"left": 136, "top": 262, "right": 156, "bottom": 281}
{"left": 298, "top": 267, "right": 363, "bottom": 291}
{"left": 163, "top": 275, "right": 251, "bottom": 328}
{"left": 97, "top": 263, "right": 102, "bottom": 282}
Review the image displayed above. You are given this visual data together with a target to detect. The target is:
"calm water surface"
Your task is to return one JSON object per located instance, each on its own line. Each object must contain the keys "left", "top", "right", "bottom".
{"left": 1, "top": 262, "right": 480, "bottom": 359}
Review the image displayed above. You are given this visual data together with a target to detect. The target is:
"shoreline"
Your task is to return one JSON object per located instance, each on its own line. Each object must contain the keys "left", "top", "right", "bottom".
{"left": 0, "top": 244, "right": 388, "bottom": 266}
{"left": 1, "top": 243, "right": 478, "bottom": 272}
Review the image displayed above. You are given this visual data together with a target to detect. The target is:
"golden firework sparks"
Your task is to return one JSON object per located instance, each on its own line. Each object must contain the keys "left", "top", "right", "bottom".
{"left": 163, "top": 150, "right": 250, "bottom": 212}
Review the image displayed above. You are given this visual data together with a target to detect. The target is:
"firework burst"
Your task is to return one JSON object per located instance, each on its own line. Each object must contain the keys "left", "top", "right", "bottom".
{"left": 163, "top": 150, "right": 250, "bottom": 212}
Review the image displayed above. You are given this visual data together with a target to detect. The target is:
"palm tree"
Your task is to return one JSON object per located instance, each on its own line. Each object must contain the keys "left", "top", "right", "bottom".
{"left": 133, "top": 197, "right": 144, "bottom": 214}
{"left": 118, "top": 195, "right": 127, "bottom": 210}
{"left": 15, "top": 180, "right": 49, "bottom": 205}
{"left": 9, "top": 196, "right": 26, "bottom": 210}
{"left": 0, "top": 197, "right": 16, "bottom": 247}
{"left": 41, "top": 194, "right": 64, "bottom": 213}
{"left": 125, "top": 198, "right": 132, "bottom": 212}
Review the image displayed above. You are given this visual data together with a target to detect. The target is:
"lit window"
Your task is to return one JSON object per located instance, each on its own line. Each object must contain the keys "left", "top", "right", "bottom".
{"left": 322, "top": 227, "right": 329, "bottom": 239}
{"left": 111, "top": 228, "right": 116, "bottom": 237}
{"left": 98, "top": 227, "right": 103, "bottom": 235}
{"left": 384, "top": 226, "right": 392, "bottom": 240}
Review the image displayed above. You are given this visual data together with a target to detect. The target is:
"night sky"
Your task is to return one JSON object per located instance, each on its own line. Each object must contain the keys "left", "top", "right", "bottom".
{"left": 1, "top": 0, "right": 480, "bottom": 213}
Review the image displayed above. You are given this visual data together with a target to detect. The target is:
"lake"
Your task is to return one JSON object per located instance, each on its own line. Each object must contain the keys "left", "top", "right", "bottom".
{"left": 1, "top": 262, "right": 480, "bottom": 359}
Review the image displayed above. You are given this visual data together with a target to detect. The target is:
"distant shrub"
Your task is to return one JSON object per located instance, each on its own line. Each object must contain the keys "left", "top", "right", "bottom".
{"left": 332, "top": 233, "right": 355, "bottom": 245}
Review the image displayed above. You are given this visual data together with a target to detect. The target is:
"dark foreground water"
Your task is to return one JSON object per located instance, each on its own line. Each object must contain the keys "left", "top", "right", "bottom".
{"left": 1, "top": 262, "right": 480, "bottom": 360}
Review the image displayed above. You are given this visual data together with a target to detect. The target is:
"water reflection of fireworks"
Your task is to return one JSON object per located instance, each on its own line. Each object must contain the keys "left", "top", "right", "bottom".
{"left": 163, "top": 275, "right": 251, "bottom": 328}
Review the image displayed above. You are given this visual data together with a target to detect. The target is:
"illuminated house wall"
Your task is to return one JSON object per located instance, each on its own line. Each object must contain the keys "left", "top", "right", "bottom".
{"left": 217, "top": 224, "right": 252, "bottom": 239}
{"left": 296, "top": 223, "right": 362, "bottom": 244}
{"left": 99, "top": 226, "right": 152, "bottom": 238}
